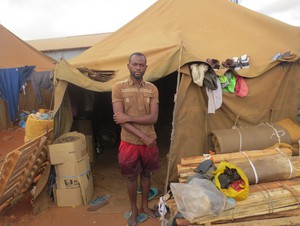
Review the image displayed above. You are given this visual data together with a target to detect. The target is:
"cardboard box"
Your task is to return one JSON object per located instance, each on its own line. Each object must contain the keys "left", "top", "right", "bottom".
{"left": 56, "top": 168, "right": 92, "bottom": 189}
{"left": 55, "top": 154, "right": 90, "bottom": 186}
{"left": 72, "top": 120, "right": 95, "bottom": 164}
{"left": 54, "top": 186, "right": 83, "bottom": 207}
{"left": 85, "top": 135, "right": 95, "bottom": 164}
{"left": 82, "top": 175, "right": 94, "bottom": 204}
{"left": 54, "top": 172, "right": 94, "bottom": 206}
{"left": 49, "top": 131, "right": 87, "bottom": 164}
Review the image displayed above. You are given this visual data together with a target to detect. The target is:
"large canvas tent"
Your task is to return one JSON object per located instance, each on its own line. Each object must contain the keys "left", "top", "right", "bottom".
{"left": 53, "top": 0, "right": 300, "bottom": 183}
{"left": 0, "top": 24, "right": 56, "bottom": 130}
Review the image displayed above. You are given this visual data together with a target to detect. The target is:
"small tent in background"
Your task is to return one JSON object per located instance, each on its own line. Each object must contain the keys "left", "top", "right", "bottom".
{"left": 53, "top": 0, "right": 300, "bottom": 184}
{"left": 0, "top": 24, "right": 56, "bottom": 130}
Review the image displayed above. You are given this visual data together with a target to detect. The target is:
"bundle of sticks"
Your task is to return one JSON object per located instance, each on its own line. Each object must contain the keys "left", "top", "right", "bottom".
{"left": 171, "top": 147, "right": 300, "bottom": 224}
{"left": 177, "top": 148, "right": 300, "bottom": 184}
{"left": 168, "top": 177, "right": 300, "bottom": 225}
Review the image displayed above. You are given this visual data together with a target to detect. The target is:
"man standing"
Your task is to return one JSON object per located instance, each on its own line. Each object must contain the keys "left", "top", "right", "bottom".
{"left": 112, "top": 52, "right": 160, "bottom": 225}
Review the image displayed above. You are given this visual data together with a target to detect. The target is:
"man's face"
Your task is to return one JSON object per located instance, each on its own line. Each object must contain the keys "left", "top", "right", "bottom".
{"left": 127, "top": 55, "right": 147, "bottom": 81}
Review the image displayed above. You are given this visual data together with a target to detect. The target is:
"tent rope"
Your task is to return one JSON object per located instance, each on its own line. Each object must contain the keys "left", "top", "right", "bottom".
{"left": 175, "top": 41, "right": 183, "bottom": 96}
{"left": 164, "top": 42, "right": 184, "bottom": 193}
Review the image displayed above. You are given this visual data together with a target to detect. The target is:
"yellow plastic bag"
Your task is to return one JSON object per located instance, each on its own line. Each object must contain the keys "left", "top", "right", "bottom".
{"left": 213, "top": 161, "right": 249, "bottom": 201}
{"left": 24, "top": 114, "right": 53, "bottom": 143}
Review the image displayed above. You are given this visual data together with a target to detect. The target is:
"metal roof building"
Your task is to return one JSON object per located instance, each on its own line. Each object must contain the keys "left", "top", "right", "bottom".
{"left": 27, "top": 33, "right": 112, "bottom": 61}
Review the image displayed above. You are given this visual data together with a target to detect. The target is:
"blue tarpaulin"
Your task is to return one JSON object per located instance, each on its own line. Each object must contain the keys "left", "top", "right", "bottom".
{"left": 0, "top": 66, "right": 35, "bottom": 121}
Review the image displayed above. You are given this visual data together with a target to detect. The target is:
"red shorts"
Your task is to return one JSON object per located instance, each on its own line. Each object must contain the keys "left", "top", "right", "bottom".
{"left": 118, "top": 140, "right": 160, "bottom": 177}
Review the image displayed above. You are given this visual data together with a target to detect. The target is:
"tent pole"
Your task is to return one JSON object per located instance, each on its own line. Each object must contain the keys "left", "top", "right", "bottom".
{"left": 164, "top": 42, "right": 183, "bottom": 193}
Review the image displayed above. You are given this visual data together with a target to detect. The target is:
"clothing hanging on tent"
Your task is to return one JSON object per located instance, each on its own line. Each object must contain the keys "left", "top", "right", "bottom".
{"left": 30, "top": 71, "right": 53, "bottom": 104}
{"left": 0, "top": 66, "right": 35, "bottom": 121}
{"left": 206, "top": 77, "right": 222, "bottom": 114}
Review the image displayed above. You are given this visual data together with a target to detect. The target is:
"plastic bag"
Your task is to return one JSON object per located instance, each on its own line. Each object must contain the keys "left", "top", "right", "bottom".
{"left": 213, "top": 161, "right": 249, "bottom": 201}
{"left": 24, "top": 113, "right": 53, "bottom": 142}
{"left": 170, "top": 178, "right": 227, "bottom": 221}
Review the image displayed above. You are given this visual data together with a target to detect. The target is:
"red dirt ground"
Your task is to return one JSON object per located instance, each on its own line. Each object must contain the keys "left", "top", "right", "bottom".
{"left": 0, "top": 125, "right": 170, "bottom": 226}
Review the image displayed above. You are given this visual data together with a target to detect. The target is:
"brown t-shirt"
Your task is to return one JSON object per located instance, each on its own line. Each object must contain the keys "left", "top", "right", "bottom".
{"left": 112, "top": 78, "right": 159, "bottom": 145}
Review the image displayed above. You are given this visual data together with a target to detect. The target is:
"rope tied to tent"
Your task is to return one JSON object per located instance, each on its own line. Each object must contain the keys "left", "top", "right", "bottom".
{"left": 174, "top": 41, "right": 184, "bottom": 102}
{"left": 165, "top": 41, "right": 184, "bottom": 193}
{"left": 170, "top": 41, "right": 184, "bottom": 141}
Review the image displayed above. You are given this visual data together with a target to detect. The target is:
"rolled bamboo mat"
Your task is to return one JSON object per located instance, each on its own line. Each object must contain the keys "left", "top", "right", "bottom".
{"left": 211, "top": 124, "right": 292, "bottom": 154}
{"left": 233, "top": 155, "right": 300, "bottom": 184}
{"left": 177, "top": 148, "right": 298, "bottom": 184}
{"left": 276, "top": 118, "right": 300, "bottom": 143}
{"left": 180, "top": 148, "right": 293, "bottom": 166}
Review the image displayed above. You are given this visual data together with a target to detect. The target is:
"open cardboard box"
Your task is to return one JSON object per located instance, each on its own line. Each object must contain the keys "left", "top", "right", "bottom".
{"left": 49, "top": 131, "right": 87, "bottom": 164}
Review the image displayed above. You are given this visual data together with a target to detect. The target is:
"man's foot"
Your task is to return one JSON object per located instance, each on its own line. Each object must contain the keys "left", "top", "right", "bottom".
{"left": 140, "top": 207, "right": 160, "bottom": 218}
{"left": 126, "top": 217, "right": 136, "bottom": 226}
{"left": 124, "top": 211, "right": 137, "bottom": 226}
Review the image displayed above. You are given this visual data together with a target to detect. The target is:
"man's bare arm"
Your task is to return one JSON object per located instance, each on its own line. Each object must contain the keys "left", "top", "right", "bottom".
{"left": 112, "top": 102, "right": 146, "bottom": 138}
{"left": 113, "top": 103, "right": 158, "bottom": 125}
{"left": 112, "top": 102, "right": 156, "bottom": 146}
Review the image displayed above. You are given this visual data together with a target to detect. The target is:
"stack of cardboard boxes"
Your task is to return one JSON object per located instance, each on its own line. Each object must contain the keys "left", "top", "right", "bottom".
{"left": 72, "top": 120, "right": 95, "bottom": 165}
{"left": 49, "top": 131, "right": 94, "bottom": 207}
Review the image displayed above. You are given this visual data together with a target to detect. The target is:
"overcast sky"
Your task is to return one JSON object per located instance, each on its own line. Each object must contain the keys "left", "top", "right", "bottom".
{"left": 0, "top": 0, "right": 299, "bottom": 41}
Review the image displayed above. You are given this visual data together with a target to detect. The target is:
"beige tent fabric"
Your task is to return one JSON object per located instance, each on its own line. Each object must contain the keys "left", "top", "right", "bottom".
{"left": 0, "top": 25, "right": 56, "bottom": 71}
{"left": 53, "top": 0, "right": 300, "bottom": 183}
{"left": 52, "top": 79, "right": 73, "bottom": 139}
{"left": 59, "top": 0, "right": 300, "bottom": 88}
{"left": 167, "top": 62, "right": 300, "bottom": 181}
{"left": 0, "top": 24, "right": 56, "bottom": 130}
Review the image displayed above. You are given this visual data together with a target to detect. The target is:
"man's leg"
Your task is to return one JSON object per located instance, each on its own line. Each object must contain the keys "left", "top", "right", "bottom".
{"left": 140, "top": 171, "right": 156, "bottom": 217}
{"left": 127, "top": 175, "right": 138, "bottom": 225}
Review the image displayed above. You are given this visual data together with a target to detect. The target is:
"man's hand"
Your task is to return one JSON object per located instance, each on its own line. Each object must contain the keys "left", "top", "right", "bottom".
{"left": 141, "top": 135, "right": 156, "bottom": 148}
{"left": 113, "top": 112, "right": 130, "bottom": 124}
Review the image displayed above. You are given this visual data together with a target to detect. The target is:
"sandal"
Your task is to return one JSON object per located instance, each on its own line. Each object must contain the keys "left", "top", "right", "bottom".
{"left": 123, "top": 211, "right": 148, "bottom": 223}
{"left": 87, "top": 194, "right": 111, "bottom": 211}
{"left": 137, "top": 187, "right": 159, "bottom": 200}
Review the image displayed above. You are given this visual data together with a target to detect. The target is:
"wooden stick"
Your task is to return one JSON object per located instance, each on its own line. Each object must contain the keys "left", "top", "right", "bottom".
{"left": 180, "top": 148, "right": 292, "bottom": 165}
